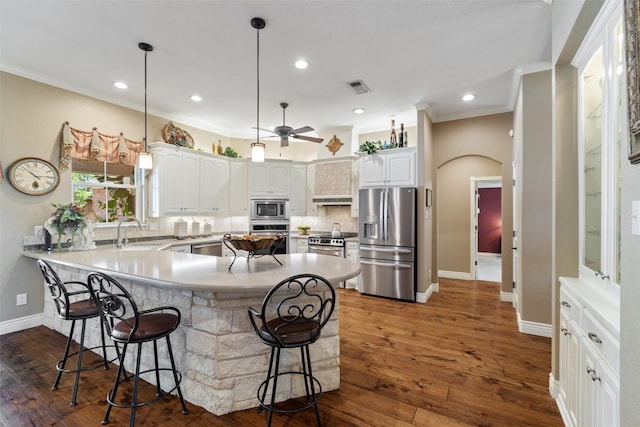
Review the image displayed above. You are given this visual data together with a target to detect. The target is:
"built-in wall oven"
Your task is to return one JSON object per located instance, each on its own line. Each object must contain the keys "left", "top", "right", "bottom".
{"left": 249, "top": 221, "right": 290, "bottom": 255}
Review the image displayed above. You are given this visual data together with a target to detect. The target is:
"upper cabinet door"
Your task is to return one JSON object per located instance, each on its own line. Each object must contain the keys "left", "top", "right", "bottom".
{"left": 359, "top": 147, "right": 416, "bottom": 188}
{"left": 573, "top": 0, "right": 624, "bottom": 292}
{"left": 249, "top": 161, "right": 291, "bottom": 197}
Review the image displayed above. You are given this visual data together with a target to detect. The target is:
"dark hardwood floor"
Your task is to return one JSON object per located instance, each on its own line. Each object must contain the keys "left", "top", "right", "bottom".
{"left": 0, "top": 278, "right": 562, "bottom": 426}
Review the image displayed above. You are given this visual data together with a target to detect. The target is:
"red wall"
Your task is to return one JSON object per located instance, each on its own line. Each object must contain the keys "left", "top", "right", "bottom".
{"left": 478, "top": 187, "right": 501, "bottom": 253}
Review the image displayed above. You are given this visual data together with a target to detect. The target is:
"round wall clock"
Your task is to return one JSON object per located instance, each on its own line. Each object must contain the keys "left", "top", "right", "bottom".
{"left": 8, "top": 157, "right": 60, "bottom": 196}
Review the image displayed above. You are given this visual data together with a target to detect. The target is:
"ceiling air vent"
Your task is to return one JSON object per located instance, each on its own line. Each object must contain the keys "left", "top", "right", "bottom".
{"left": 347, "top": 80, "right": 370, "bottom": 95}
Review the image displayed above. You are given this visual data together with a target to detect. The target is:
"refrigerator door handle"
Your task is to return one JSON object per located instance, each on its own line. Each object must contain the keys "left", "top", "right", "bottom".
{"left": 360, "top": 246, "right": 413, "bottom": 254}
{"left": 360, "top": 259, "right": 413, "bottom": 269}
{"left": 382, "top": 188, "right": 388, "bottom": 241}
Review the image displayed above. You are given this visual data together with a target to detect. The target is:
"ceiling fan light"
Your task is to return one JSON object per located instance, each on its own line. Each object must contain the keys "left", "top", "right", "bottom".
{"left": 251, "top": 142, "right": 265, "bottom": 162}
{"left": 138, "top": 151, "right": 153, "bottom": 169}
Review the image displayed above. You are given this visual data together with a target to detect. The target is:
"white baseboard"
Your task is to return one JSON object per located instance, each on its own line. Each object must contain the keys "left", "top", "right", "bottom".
{"left": 438, "top": 270, "right": 471, "bottom": 280}
{"left": 0, "top": 313, "right": 44, "bottom": 336}
{"left": 416, "top": 282, "right": 439, "bottom": 303}
{"left": 516, "top": 311, "right": 552, "bottom": 337}
{"left": 549, "top": 372, "right": 560, "bottom": 399}
{"left": 500, "top": 291, "right": 512, "bottom": 302}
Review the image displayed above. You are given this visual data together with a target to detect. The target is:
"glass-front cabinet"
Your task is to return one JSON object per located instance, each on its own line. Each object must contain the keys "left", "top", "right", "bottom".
{"left": 574, "top": 0, "right": 626, "bottom": 296}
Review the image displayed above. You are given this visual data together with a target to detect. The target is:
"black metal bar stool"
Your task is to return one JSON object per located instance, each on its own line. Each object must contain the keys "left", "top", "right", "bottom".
{"left": 38, "top": 259, "right": 112, "bottom": 406}
{"left": 87, "top": 271, "right": 188, "bottom": 427}
{"left": 248, "top": 273, "right": 336, "bottom": 426}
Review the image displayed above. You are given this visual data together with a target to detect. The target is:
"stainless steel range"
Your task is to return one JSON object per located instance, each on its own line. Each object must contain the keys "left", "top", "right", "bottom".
{"left": 307, "top": 232, "right": 358, "bottom": 258}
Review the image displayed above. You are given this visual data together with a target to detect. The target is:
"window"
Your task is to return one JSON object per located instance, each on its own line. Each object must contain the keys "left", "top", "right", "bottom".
{"left": 71, "top": 159, "right": 142, "bottom": 224}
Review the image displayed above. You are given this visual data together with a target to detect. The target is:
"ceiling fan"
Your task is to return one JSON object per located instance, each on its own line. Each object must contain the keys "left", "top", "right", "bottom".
{"left": 257, "top": 102, "right": 323, "bottom": 147}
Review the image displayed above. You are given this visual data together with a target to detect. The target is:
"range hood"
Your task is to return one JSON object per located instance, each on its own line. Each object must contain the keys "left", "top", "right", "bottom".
{"left": 312, "top": 160, "right": 353, "bottom": 206}
{"left": 312, "top": 195, "right": 352, "bottom": 206}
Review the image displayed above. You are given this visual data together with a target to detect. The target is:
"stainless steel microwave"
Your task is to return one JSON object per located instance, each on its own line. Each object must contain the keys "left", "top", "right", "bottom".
{"left": 250, "top": 199, "right": 289, "bottom": 220}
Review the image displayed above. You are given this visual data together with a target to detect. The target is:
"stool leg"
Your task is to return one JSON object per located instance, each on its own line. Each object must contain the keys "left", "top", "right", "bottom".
{"left": 165, "top": 335, "right": 188, "bottom": 414}
{"left": 129, "top": 343, "right": 144, "bottom": 427}
{"left": 266, "top": 347, "right": 282, "bottom": 427}
{"left": 300, "top": 347, "right": 312, "bottom": 402}
{"left": 53, "top": 319, "right": 76, "bottom": 392}
{"left": 258, "top": 347, "right": 276, "bottom": 414}
{"left": 98, "top": 316, "right": 109, "bottom": 369}
{"left": 153, "top": 340, "right": 162, "bottom": 397}
{"left": 103, "top": 342, "right": 128, "bottom": 425}
{"left": 69, "top": 319, "right": 88, "bottom": 406}
{"left": 303, "top": 345, "right": 322, "bottom": 426}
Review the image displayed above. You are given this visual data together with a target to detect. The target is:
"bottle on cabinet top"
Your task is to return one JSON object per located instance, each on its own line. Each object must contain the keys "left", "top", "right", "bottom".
{"left": 389, "top": 119, "right": 397, "bottom": 147}
{"left": 399, "top": 123, "right": 404, "bottom": 147}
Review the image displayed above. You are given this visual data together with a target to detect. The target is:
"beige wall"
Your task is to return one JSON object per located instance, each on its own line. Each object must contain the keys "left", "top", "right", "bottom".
{"left": 437, "top": 156, "right": 502, "bottom": 273}
{"left": 516, "top": 70, "right": 553, "bottom": 325}
{"left": 433, "top": 112, "right": 514, "bottom": 294}
{"left": 0, "top": 72, "right": 230, "bottom": 322}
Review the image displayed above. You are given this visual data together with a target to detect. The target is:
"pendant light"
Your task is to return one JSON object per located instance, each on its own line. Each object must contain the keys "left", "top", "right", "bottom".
{"left": 251, "top": 17, "right": 266, "bottom": 163}
{"left": 138, "top": 42, "right": 154, "bottom": 169}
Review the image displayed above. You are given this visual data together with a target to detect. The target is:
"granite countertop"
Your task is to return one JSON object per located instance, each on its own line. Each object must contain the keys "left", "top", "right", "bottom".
{"left": 24, "top": 245, "right": 361, "bottom": 293}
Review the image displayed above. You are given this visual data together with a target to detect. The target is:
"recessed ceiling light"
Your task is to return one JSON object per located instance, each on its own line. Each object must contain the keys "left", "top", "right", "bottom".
{"left": 190, "top": 95, "right": 202, "bottom": 102}
{"left": 462, "top": 93, "right": 475, "bottom": 102}
{"left": 353, "top": 108, "right": 364, "bottom": 114}
{"left": 114, "top": 81, "right": 127, "bottom": 89}
{"left": 295, "top": 59, "right": 308, "bottom": 69}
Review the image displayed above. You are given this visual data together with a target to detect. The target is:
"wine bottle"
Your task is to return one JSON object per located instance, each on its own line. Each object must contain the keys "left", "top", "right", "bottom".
{"left": 399, "top": 123, "right": 404, "bottom": 147}
{"left": 389, "top": 119, "right": 397, "bottom": 147}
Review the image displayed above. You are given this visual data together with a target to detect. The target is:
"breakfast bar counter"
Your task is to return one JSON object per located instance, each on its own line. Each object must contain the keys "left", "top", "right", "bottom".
{"left": 24, "top": 249, "right": 360, "bottom": 416}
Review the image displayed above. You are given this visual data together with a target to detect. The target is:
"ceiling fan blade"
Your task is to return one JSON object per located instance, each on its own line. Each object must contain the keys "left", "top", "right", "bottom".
{"left": 293, "top": 134, "right": 323, "bottom": 143}
{"left": 280, "top": 135, "right": 289, "bottom": 147}
{"left": 290, "top": 126, "right": 314, "bottom": 134}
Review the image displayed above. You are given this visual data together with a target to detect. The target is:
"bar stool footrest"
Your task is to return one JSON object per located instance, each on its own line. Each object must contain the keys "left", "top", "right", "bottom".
{"left": 256, "top": 370, "right": 323, "bottom": 415}
{"left": 55, "top": 344, "right": 119, "bottom": 374}
{"left": 106, "top": 368, "right": 183, "bottom": 409}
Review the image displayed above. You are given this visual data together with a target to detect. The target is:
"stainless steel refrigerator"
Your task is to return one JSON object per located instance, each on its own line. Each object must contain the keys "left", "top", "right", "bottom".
{"left": 359, "top": 187, "right": 416, "bottom": 301}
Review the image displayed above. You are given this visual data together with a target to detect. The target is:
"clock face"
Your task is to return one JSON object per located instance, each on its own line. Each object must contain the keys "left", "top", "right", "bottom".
{"left": 8, "top": 157, "right": 60, "bottom": 196}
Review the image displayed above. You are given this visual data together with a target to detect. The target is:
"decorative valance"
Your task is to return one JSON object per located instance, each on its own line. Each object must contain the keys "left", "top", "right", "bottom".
{"left": 60, "top": 122, "right": 144, "bottom": 170}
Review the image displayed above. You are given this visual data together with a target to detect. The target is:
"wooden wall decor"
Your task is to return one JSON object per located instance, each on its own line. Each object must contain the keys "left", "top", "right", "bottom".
{"left": 325, "top": 134, "right": 343, "bottom": 156}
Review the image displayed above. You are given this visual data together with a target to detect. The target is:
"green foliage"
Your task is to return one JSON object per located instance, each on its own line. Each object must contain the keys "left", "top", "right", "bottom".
{"left": 222, "top": 146, "right": 239, "bottom": 158}
{"left": 358, "top": 140, "right": 383, "bottom": 155}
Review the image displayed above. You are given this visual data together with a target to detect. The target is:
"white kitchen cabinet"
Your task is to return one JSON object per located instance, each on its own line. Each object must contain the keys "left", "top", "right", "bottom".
{"left": 149, "top": 143, "right": 200, "bottom": 217}
{"left": 350, "top": 159, "right": 359, "bottom": 217}
{"left": 345, "top": 240, "right": 360, "bottom": 289}
{"left": 557, "top": 277, "right": 620, "bottom": 427}
{"left": 249, "top": 161, "right": 291, "bottom": 197}
{"left": 294, "top": 238, "right": 308, "bottom": 254}
{"left": 359, "top": 147, "right": 416, "bottom": 188}
{"left": 210, "top": 157, "right": 230, "bottom": 216}
{"left": 228, "top": 158, "right": 248, "bottom": 216}
{"left": 290, "top": 163, "right": 307, "bottom": 216}
{"left": 306, "top": 164, "right": 321, "bottom": 216}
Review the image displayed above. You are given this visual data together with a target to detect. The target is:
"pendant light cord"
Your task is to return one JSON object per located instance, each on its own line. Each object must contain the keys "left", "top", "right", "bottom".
{"left": 144, "top": 49, "right": 148, "bottom": 152}
{"left": 256, "top": 25, "right": 260, "bottom": 145}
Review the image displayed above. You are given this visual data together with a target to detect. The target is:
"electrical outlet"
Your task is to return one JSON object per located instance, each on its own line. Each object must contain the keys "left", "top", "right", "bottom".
{"left": 16, "top": 293, "right": 27, "bottom": 306}
{"left": 149, "top": 222, "right": 158, "bottom": 231}
{"left": 34, "top": 225, "right": 44, "bottom": 236}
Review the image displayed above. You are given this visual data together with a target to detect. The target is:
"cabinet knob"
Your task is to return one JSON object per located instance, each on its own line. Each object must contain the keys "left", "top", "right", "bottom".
{"left": 561, "top": 301, "right": 571, "bottom": 308}
{"left": 561, "top": 327, "right": 570, "bottom": 336}
{"left": 588, "top": 332, "right": 602, "bottom": 344}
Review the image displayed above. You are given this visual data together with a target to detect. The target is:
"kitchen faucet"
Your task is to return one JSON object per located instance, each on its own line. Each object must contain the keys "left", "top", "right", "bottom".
{"left": 116, "top": 217, "right": 142, "bottom": 248}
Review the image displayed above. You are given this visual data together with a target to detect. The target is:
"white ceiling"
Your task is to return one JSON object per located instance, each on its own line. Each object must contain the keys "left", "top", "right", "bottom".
{"left": 0, "top": 0, "right": 552, "bottom": 140}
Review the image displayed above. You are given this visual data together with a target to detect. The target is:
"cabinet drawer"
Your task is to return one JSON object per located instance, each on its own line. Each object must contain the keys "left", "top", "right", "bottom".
{"left": 346, "top": 241, "right": 358, "bottom": 250}
{"left": 582, "top": 310, "right": 620, "bottom": 374}
{"left": 560, "top": 288, "right": 582, "bottom": 323}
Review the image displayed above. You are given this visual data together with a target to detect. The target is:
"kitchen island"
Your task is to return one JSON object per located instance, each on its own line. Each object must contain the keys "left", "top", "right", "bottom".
{"left": 24, "top": 248, "right": 360, "bottom": 415}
